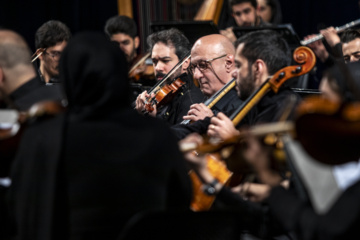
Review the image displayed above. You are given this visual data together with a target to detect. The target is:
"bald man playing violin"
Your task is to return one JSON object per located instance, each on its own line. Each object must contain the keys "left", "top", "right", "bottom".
{"left": 170, "top": 34, "right": 243, "bottom": 139}
{"left": 134, "top": 28, "right": 204, "bottom": 125}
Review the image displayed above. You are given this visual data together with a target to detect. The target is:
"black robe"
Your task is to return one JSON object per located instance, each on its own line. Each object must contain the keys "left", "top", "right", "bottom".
{"left": 7, "top": 32, "right": 192, "bottom": 240}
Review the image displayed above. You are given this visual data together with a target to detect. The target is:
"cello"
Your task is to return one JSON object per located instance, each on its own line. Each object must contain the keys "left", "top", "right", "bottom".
{"left": 182, "top": 46, "right": 316, "bottom": 211}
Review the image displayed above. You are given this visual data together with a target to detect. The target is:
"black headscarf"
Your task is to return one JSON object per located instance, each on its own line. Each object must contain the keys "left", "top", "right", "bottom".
{"left": 59, "top": 31, "right": 130, "bottom": 121}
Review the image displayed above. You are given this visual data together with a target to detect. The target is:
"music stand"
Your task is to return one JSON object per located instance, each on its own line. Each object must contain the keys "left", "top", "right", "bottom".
{"left": 150, "top": 20, "right": 219, "bottom": 45}
{"left": 231, "top": 24, "right": 301, "bottom": 50}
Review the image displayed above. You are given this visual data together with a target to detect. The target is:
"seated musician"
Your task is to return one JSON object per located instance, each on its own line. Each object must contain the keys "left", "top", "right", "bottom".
{"left": 0, "top": 29, "right": 63, "bottom": 239}
{"left": 306, "top": 28, "right": 360, "bottom": 65}
{"left": 171, "top": 34, "right": 243, "bottom": 140}
{"left": 34, "top": 20, "right": 71, "bottom": 84}
{"left": 135, "top": 28, "right": 204, "bottom": 125}
{"left": 104, "top": 15, "right": 155, "bottom": 100}
{"left": 207, "top": 30, "right": 300, "bottom": 142}
{"left": 220, "top": 0, "right": 271, "bottom": 42}
{"left": 104, "top": 15, "right": 140, "bottom": 68}
{"left": 0, "top": 29, "right": 63, "bottom": 112}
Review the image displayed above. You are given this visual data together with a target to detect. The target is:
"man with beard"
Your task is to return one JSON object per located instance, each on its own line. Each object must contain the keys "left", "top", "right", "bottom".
{"left": 34, "top": 20, "right": 71, "bottom": 84}
{"left": 207, "top": 30, "right": 300, "bottom": 141}
{"left": 104, "top": 15, "right": 140, "bottom": 66}
{"left": 135, "top": 28, "right": 204, "bottom": 125}
{"left": 220, "top": 0, "right": 271, "bottom": 43}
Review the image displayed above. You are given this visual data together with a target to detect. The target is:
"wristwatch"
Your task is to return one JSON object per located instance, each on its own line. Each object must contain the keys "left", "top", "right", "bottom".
{"left": 202, "top": 179, "right": 219, "bottom": 196}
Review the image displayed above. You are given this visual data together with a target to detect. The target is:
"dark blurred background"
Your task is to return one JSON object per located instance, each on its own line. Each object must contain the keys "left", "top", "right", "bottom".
{"left": 0, "top": 0, "right": 359, "bottom": 88}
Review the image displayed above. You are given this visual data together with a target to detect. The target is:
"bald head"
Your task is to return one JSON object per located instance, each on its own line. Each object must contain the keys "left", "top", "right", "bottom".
{"left": 0, "top": 30, "right": 36, "bottom": 95}
{"left": 0, "top": 30, "right": 32, "bottom": 69}
{"left": 191, "top": 34, "right": 235, "bottom": 58}
{"left": 190, "top": 34, "right": 236, "bottom": 97}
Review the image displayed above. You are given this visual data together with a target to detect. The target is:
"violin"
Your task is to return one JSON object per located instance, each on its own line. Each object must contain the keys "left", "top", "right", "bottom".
{"left": 143, "top": 54, "right": 191, "bottom": 114}
{"left": 295, "top": 96, "right": 360, "bottom": 165}
{"left": 128, "top": 52, "right": 155, "bottom": 82}
{"left": 0, "top": 101, "right": 65, "bottom": 168}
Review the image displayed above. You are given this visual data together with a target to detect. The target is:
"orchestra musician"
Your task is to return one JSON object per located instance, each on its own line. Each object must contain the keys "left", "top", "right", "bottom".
{"left": 256, "top": 0, "right": 283, "bottom": 25}
{"left": 220, "top": 0, "right": 271, "bottom": 43}
{"left": 247, "top": 60, "right": 360, "bottom": 240}
{"left": 7, "top": 32, "right": 192, "bottom": 240}
{"left": 0, "top": 29, "right": 63, "bottom": 112}
{"left": 206, "top": 30, "right": 300, "bottom": 142}
{"left": 104, "top": 15, "right": 140, "bottom": 68}
{"left": 171, "top": 34, "right": 243, "bottom": 140}
{"left": 0, "top": 29, "right": 64, "bottom": 240}
{"left": 134, "top": 28, "right": 204, "bottom": 125}
{"left": 104, "top": 15, "right": 156, "bottom": 101}
{"left": 34, "top": 20, "right": 71, "bottom": 84}
{"left": 306, "top": 28, "right": 360, "bottom": 66}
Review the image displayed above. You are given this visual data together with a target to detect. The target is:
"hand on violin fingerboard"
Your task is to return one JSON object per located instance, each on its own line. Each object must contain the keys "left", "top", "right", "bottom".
{"left": 135, "top": 91, "right": 157, "bottom": 117}
{"left": 207, "top": 112, "right": 240, "bottom": 141}
{"left": 183, "top": 103, "right": 214, "bottom": 122}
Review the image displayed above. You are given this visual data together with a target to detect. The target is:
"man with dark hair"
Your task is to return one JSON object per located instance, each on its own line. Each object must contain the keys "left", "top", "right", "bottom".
{"left": 221, "top": 0, "right": 271, "bottom": 43}
{"left": 104, "top": 15, "right": 140, "bottom": 65}
{"left": 207, "top": 30, "right": 297, "bottom": 141}
{"left": 341, "top": 29, "right": 360, "bottom": 63}
{"left": 135, "top": 28, "right": 204, "bottom": 125}
{"left": 306, "top": 28, "right": 360, "bottom": 65}
{"left": 35, "top": 20, "right": 71, "bottom": 84}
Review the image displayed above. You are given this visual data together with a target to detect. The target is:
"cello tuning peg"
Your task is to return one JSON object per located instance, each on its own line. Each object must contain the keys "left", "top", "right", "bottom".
{"left": 292, "top": 66, "right": 302, "bottom": 74}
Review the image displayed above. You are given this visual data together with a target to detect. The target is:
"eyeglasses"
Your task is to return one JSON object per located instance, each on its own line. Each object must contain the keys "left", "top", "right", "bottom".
{"left": 189, "top": 54, "right": 226, "bottom": 74}
{"left": 44, "top": 51, "right": 62, "bottom": 61}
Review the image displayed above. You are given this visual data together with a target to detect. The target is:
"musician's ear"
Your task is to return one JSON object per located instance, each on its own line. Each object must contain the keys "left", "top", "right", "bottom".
{"left": 134, "top": 36, "right": 140, "bottom": 49}
{"left": 253, "top": 59, "right": 268, "bottom": 84}
{"left": 254, "top": 59, "right": 266, "bottom": 74}
{"left": 182, "top": 57, "right": 190, "bottom": 70}
{"left": 225, "top": 54, "right": 234, "bottom": 72}
{"left": 0, "top": 67, "right": 4, "bottom": 87}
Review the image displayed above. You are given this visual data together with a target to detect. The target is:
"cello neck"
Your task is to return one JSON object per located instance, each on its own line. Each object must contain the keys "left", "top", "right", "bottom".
{"left": 230, "top": 78, "right": 272, "bottom": 126}
{"left": 180, "top": 78, "right": 236, "bottom": 125}
{"left": 230, "top": 46, "right": 316, "bottom": 127}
